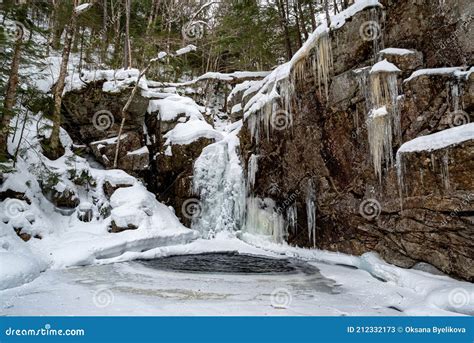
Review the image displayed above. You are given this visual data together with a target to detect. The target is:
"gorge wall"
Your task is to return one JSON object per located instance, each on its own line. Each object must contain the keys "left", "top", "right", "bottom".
{"left": 239, "top": 0, "right": 473, "bottom": 281}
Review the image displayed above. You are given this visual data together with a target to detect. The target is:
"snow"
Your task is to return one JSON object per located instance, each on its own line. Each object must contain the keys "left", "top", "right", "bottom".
{"left": 0, "top": 113, "right": 199, "bottom": 288}
{"left": 1, "top": 234, "right": 472, "bottom": 316}
{"left": 161, "top": 71, "right": 270, "bottom": 89}
{"left": 127, "top": 146, "right": 149, "bottom": 156}
{"left": 163, "top": 120, "right": 223, "bottom": 146}
{"left": 64, "top": 68, "right": 148, "bottom": 94}
{"left": 147, "top": 95, "right": 204, "bottom": 121}
{"left": 75, "top": 3, "right": 92, "bottom": 14}
{"left": 227, "top": 80, "right": 255, "bottom": 103}
{"left": 404, "top": 67, "right": 465, "bottom": 82}
{"left": 175, "top": 44, "right": 197, "bottom": 56}
{"left": 380, "top": 47, "right": 416, "bottom": 55}
{"left": 0, "top": 252, "right": 44, "bottom": 291}
{"left": 231, "top": 103, "right": 242, "bottom": 114}
{"left": 330, "top": 0, "right": 383, "bottom": 29}
{"left": 397, "top": 123, "right": 474, "bottom": 153}
{"left": 370, "top": 59, "right": 401, "bottom": 74}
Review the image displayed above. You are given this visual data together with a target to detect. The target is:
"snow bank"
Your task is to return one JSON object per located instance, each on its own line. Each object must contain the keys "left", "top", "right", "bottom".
{"left": 147, "top": 94, "right": 204, "bottom": 121}
{"left": 397, "top": 123, "right": 474, "bottom": 153}
{"left": 0, "top": 221, "right": 47, "bottom": 291}
{"left": 0, "top": 113, "right": 199, "bottom": 289}
{"left": 164, "top": 120, "right": 223, "bottom": 146}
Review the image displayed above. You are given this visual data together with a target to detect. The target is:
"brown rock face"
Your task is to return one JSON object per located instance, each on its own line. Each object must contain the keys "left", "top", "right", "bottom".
{"left": 155, "top": 138, "right": 214, "bottom": 226}
{"left": 240, "top": 0, "right": 473, "bottom": 281}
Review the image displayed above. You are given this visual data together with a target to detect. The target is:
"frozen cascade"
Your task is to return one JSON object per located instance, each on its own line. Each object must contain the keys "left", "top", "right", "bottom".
{"left": 192, "top": 134, "right": 246, "bottom": 238}
{"left": 244, "top": 197, "right": 287, "bottom": 243}
{"left": 247, "top": 154, "right": 259, "bottom": 192}
{"left": 306, "top": 179, "right": 317, "bottom": 247}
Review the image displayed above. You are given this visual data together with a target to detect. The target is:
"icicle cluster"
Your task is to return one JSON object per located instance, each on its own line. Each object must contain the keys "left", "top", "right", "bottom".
{"left": 292, "top": 28, "right": 333, "bottom": 99}
{"left": 314, "top": 31, "right": 334, "bottom": 99}
{"left": 366, "top": 60, "right": 400, "bottom": 180}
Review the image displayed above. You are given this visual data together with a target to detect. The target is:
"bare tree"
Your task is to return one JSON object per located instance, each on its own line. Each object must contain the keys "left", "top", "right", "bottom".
{"left": 1, "top": 23, "right": 24, "bottom": 160}
{"left": 123, "top": 0, "right": 132, "bottom": 69}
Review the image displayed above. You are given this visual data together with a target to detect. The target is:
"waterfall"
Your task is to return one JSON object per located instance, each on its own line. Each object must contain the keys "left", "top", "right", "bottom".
{"left": 192, "top": 134, "right": 246, "bottom": 238}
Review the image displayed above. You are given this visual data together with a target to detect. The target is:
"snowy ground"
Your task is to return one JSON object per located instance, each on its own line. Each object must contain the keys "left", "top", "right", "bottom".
{"left": 1, "top": 235, "right": 472, "bottom": 316}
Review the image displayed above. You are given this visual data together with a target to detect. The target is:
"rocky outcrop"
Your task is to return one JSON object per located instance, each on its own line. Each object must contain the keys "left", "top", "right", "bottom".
{"left": 239, "top": 0, "right": 473, "bottom": 281}
{"left": 90, "top": 133, "right": 149, "bottom": 172}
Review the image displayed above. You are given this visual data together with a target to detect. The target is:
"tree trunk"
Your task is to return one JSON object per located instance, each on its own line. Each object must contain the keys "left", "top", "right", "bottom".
{"left": 296, "top": 0, "right": 309, "bottom": 40}
{"left": 308, "top": 0, "right": 317, "bottom": 31}
{"left": 1, "top": 31, "right": 23, "bottom": 159}
{"left": 101, "top": 0, "right": 108, "bottom": 61}
{"left": 277, "top": 0, "right": 293, "bottom": 60}
{"left": 123, "top": 0, "right": 132, "bottom": 69}
{"left": 324, "top": 0, "right": 331, "bottom": 28}
{"left": 49, "top": 1, "right": 80, "bottom": 158}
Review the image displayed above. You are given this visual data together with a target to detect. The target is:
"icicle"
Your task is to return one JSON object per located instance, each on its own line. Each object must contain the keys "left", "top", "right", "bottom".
{"left": 451, "top": 82, "right": 460, "bottom": 112}
{"left": 305, "top": 179, "right": 317, "bottom": 247}
{"left": 369, "top": 7, "right": 383, "bottom": 59}
{"left": 247, "top": 154, "right": 259, "bottom": 193}
{"left": 441, "top": 151, "right": 450, "bottom": 191}
{"left": 355, "top": 67, "right": 373, "bottom": 118}
{"left": 431, "top": 153, "right": 436, "bottom": 172}
{"left": 366, "top": 65, "right": 400, "bottom": 179}
{"left": 370, "top": 72, "right": 399, "bottom": 116}
{"left": 367, "top": 106, "right": 393, "bottom": 181}
{"left": 396, "top": 151, "right": 406, "bottom": 209}
{"left": 286, "top": 204, "right": 298, "bottom": 234}
{"left": 316, "top": 31, "right": 333, "bottom": 99}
